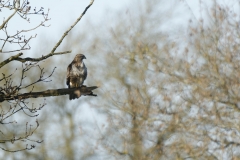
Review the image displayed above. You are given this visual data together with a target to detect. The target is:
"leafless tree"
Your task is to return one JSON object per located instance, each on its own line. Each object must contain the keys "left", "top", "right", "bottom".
{"left": 0, "top": 0, "right": 96, "bottom": 152}
{"left": 82, "top": 0, "right": 240, "bottom": 159}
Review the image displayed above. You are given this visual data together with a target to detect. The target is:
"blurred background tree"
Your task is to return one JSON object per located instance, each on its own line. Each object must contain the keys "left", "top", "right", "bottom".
{"left": 2, "top": 0, "right": 240, "bottom": 159}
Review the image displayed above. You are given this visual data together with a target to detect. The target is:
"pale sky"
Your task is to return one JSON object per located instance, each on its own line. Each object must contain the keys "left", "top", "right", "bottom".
{"left": 31, "top": 0, "right": 131, "bottom": 34}
{"left": 0, "top": 0, "right": 131, "bottom": 56}
{"left": 1, "top": 0, "right": 239, "bottom": 56}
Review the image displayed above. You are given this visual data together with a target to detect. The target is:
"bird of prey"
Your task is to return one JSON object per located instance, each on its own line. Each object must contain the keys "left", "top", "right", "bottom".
{"left": 66, "top": 54, "right": 87, "bottom": 100}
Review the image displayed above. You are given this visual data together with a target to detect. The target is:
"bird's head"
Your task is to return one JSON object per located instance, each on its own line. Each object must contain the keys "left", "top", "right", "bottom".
{"left": 74, "top": 54, "right": 86, "bottom": 61}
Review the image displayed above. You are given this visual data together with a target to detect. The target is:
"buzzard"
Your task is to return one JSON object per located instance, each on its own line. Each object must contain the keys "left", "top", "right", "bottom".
{"left": 66, "top": 54, "right": 87, "bottom": 100}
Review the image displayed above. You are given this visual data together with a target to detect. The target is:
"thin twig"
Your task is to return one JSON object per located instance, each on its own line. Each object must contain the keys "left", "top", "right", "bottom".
{"left": 50, "top": 0, "right": 94, "bottom": 53}
{"left": 0, "top": 10, "right": 17, "bottom": 30}
{"left": 15, "top": 51, "right": 72, "bottom": 62}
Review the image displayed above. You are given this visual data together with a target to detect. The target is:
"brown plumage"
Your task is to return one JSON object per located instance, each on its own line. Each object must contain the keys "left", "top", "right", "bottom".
{"left": 66, "top": 54, "right": 87, "bottom": 100}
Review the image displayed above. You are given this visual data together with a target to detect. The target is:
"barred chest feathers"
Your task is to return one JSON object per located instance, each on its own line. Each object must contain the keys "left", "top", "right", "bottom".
{"left": 72, "top": 62, "right": 86, "bottom": 76}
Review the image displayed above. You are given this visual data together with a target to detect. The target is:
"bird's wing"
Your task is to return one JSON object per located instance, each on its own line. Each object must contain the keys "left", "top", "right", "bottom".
{"left": 83, "top": 64, "right": 87, "bottom": 81}
{"left": 66, "top": 63, "right": 72, "bottom": 87}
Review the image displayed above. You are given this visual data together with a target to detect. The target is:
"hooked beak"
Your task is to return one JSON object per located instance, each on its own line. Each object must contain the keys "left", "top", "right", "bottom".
{"left": 83, "top": 56, "right": 86, "bottom": 59}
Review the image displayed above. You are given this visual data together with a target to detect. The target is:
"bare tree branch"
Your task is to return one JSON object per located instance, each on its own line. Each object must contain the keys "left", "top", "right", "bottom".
{"left": 0, "top": 52, "right": 23, "bottom": 68}
{"left": 15, "top": 50, "right": 72, "bottom": 62}
{"left": 0, "top": 51, "right": 71, "bottom": 69}
{"left": 0, "top": 86, "right": 98, "bottom": 102}
{"left": 0, "top": 145, "right": 34, "bottom": 152}
{"left": 0, "top": 10, "right": 17, "bottom": 30}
